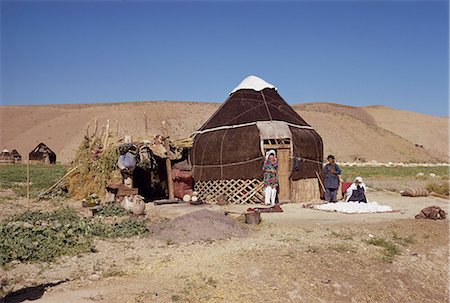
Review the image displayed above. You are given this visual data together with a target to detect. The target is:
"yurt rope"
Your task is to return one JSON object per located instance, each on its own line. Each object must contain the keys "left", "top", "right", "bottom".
{"left": 260, "top": 91, "right": 273, "bottom": 120}
{"left": 219, "top": 129, "right": 229, "bottom": 179}
{"left": 193, "top": 156, "right": 264, "bottom": 168}
{"left": 294, "top": 156, "right": 323, "bottom": 165}
{"left": 193, "top": 121, "right": 314, "bottom": 135}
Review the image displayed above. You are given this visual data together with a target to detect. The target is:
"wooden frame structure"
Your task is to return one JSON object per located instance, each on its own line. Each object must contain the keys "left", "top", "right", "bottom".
{"left": 195, "top": 179, "right": 264, "bottom": 204}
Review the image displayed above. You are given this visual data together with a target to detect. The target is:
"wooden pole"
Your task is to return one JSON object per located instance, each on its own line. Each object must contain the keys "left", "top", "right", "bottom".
{"left": 92, "top": 118, "right": 98, "bottom": 138}
{"left": 164, "top": 138, "right": 174, "bottom": 200}
{"left": 35, "top": 166, "right": 78, "bottom": 202}
{"left": 27, "top": 158, "right": 30, "bottom": 203}
{"left": 144, "top": 112, "right": 148, "bottom": 135}
{"left": 315, "top": 171, "right": 326, "bottom": 192}
{"left": 104, "top": 119, "right": 110, "bottom": 148}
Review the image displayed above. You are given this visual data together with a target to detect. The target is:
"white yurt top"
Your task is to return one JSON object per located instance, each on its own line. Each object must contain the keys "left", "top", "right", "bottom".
{"left": 230, "top": 75, "right": 277, "bottom": 94}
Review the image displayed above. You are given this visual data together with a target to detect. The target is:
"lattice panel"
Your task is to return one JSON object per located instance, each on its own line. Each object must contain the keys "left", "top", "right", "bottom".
{"left": 195, "top": 179, "right": 264, "bottom": 204}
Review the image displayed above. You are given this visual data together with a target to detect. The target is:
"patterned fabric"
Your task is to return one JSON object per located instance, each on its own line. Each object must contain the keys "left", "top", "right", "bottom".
{"left": 263, "top": 160, "right": 279, "bottom": 188}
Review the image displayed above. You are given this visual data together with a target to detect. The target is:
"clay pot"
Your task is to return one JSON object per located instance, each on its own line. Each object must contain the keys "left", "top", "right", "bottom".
{"left": 132, "top": 195, "right": 146, "bottom": 215}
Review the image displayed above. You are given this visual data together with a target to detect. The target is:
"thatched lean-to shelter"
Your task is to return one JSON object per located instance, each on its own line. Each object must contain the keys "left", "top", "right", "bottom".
{"left": 0, "top": 149, "right": 15, "bottom": 164}
{"left": 29, "top": 143, "right": 56, "bottom": 164}
{"left": 191, "top": 76, "right": 323, "bottom": 203}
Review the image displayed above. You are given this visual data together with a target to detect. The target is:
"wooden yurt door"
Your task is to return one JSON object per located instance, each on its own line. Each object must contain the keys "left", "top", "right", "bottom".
{"left": 263, "top": 138, "right": 292, "bottom": 202}
{"left": 277, "top": 148, "right": 291, "bottom": 202}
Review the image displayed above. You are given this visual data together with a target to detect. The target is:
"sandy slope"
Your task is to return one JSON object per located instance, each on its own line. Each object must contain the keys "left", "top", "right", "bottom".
{"left": 0, "top": 102, "right": 219, "bottom": 164}
{"left": 0, "top": 101, "right": 447, "bottom": 163}
{"left": 363, "top": 106, "right": 449, "bottom": 162}
{"left": 294, "top": 102, "right": 448, "bottom": 162}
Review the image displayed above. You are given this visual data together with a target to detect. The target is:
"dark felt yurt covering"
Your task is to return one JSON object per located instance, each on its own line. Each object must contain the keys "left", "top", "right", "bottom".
{"left": 11, "top": 149, "right": 22, "bottom": 162}
{"left": 191, "top": 76, "right": 323, "bottom": 182}
{"left": 29, "top": 143, "right": 56, "bottom": 164}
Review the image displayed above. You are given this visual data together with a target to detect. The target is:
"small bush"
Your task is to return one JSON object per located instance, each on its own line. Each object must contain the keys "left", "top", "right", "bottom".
{"left": 426, "top": 182, "right": 449, "bottom": 196}
{"left": 91, "top": 217, "right": 148, "bottom": 238}
{"left": 96, "top": 203, "right": 130, "bottom": 217}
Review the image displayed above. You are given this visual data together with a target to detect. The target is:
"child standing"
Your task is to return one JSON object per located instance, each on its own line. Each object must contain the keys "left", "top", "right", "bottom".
{"left": 262, "top": 150, "right": 278, "bottom": 206}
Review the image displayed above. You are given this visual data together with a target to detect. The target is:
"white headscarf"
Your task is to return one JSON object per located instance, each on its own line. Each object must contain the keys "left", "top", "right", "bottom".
{"left": 346, "top": 176, "right": 368, "bottom": 202}
{"left": 265, "top": 149, "right": 276, "bottom": 160}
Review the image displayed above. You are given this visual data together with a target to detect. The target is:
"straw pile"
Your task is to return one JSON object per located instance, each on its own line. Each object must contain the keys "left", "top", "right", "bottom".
{"left": 67, "top": 137, "right": 122, "bottom": 199}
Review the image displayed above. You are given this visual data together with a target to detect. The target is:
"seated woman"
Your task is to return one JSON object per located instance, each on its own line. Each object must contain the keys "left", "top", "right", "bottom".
{"left": 346, "top": 176, "right": 368, "bottom": 203}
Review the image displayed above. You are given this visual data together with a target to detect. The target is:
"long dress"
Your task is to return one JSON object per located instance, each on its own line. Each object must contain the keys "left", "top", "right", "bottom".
{"left": 263, "top": 160, "right": 279, "bottom": 189}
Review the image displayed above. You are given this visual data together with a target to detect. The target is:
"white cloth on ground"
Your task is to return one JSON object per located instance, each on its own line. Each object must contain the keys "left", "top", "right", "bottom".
{"left": 314, "top": 201, "right": 393, "bottom": 214}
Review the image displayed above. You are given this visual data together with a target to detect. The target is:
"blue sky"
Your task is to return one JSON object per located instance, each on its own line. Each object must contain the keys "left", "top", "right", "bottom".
{"left": 1, "top": 0, "right": 448, "bottom": 116}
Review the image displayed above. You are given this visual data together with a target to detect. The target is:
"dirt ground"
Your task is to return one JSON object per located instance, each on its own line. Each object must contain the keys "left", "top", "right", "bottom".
{"left": 0, "top": 190, "right": 448, "bottom": 303}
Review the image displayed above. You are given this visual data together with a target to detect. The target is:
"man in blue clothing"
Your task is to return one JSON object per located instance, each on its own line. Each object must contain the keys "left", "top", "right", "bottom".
{"left": 323, "top": 155, "right": 342, "bottom": 202}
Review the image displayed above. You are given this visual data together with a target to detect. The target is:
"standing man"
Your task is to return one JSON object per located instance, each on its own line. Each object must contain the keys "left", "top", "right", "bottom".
{"left": 323, "top": 155, "right": 342, "bottom": 202}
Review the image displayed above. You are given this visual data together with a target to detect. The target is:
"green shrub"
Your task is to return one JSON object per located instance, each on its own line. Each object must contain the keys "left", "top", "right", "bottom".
{"left": 96, "top": 203, "right": 130, "bottom": 217}
{"left": 0, "top": 208, "right": 148, "bottom": 266}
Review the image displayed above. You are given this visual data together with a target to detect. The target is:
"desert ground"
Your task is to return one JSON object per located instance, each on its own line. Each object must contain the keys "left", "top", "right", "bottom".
{"left": 0, "top": 188, "right": 448, "bottom": 303}
{"left": 1, "top": 101, "right": 448, "bottom": 164}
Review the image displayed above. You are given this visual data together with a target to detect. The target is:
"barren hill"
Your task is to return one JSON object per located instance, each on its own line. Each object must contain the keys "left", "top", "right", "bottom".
{"left": 363, "top": 105, "right": 449, "bottom": 162}
{"left": 294, "top": 102, "right": 448, "bottom": 162}
{"left": 0, "top": 101, "right": 447, "bottom": 163}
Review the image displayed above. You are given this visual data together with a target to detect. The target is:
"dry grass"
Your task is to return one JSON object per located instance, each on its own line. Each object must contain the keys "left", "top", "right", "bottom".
{"left": 426, "top": 181, "right": 449, "bottom": 196}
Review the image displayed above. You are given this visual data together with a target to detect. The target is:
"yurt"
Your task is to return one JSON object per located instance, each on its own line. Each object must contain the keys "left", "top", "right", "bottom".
{"left": 11, "top": 149, "right": 22, "bottom": 163}
{"left": 29, "top": 143, "right": 57, "bottom": 164}
{"left": 0, "top": 149, "right": 15, "bottom": 164}
{"left": 191, "top": 76, "right": 323, "bottom": 204}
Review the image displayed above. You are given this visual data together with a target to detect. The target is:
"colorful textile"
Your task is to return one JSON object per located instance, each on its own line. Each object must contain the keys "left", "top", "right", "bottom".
{"left": 172, "top": 168, "right": 193, "bottom": 200}
{"left": 262, "top": 160, "right": 279, "bottom": 188}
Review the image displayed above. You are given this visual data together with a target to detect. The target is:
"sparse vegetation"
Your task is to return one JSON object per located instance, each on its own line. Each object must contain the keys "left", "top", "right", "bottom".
{"left": 0, "top": 164, "right": 68, "bottom": 198}
{"left": 329, "top": 243, "right": 356, "bottom": 253}
{"left": 330, "top": 230, "right": 354, "bottom": 240}
{"left": 392, "top": 233, "right": 415, "bottom": 246}
{"left": 366, "top": 237, "right": 400, "bottom": 263}
{"left": 96, "top": 203, "right": 131, "bottom": 217}
{"left": 306, "top": 245, "right": 319, "bottom": 253}
{"left": 342, "top": 166, "right": 449, "bottom": 180}
{"left": 0, "top": 208, "right": 148, "bottom": 266}
{"left": 425, "top": 181, "right": 449, "bottom": 196}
